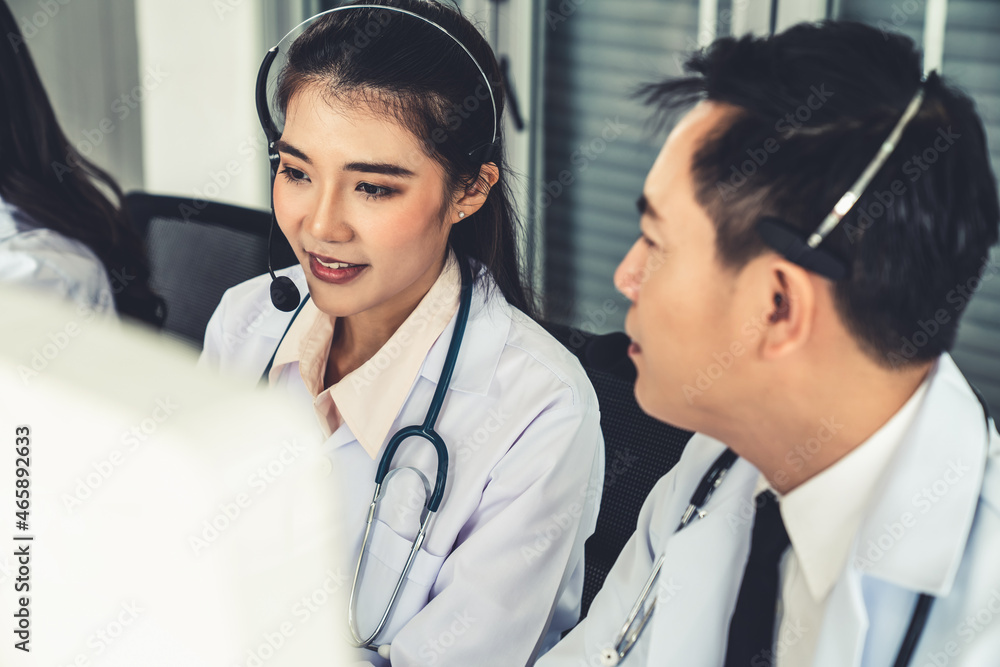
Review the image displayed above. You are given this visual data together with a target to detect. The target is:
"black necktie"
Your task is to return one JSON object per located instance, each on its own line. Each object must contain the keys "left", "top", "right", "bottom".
{"left": 723, "top": 490, "right": 791, "bottom": 667}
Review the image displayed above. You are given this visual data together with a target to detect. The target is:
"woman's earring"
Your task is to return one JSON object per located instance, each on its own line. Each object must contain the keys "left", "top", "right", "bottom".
{"left": 458, "top": 211, "right": 466, "bottom": 219}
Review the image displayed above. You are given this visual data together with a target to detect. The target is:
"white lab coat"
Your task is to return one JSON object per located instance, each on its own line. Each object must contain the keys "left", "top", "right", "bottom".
{"left": 200, "top": 263, "right": 605, "bottom": 667}
{"left": 539, "top": 353, "right": 1000, "bottom": 667}
{"left": 0, "top": 196, "right": 114, "bottom": 314}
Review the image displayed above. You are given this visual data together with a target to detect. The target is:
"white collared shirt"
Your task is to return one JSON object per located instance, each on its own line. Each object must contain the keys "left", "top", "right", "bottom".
{"left": 200, "top": 260, "right": 605, "bottom": 666}
{"left": 539, "top": 353, "right": 998, "bottom": 667}
{"left": 267, "top": 250, "right": 461, "bottom": 454}
{"left": 757, "top": 377, "right": 931, "bottom": 665}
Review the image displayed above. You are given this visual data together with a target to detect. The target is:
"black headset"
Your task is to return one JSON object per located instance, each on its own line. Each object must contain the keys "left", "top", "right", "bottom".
{"left": 254, "top": 3, "right": 501, "bottom": 311}
{"left": 755, "top": 83, "right": 927, "bottom": 282}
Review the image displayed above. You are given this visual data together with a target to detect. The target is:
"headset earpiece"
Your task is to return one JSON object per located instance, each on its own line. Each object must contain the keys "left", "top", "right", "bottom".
{"left": 756, "top": 217, "right": 848, "bottom": 282}
{"left": 467, "top": 139, "right": 500, "bottom": 165}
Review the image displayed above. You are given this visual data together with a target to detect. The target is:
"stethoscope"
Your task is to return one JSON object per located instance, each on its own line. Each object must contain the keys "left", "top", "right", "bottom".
{"left": 259, "top": 258, "right": 474, "bottom": 656}
{"left": 600, "top": 448, "right": 737, "bottom": 666}
{"left": 602, "top": 389, "right": 993, "bottom": 667}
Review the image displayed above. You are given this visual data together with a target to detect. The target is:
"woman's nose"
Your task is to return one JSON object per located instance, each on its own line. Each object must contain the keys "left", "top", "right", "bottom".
{"left": 306, "top": 191, "right": 354, "bottom": 243}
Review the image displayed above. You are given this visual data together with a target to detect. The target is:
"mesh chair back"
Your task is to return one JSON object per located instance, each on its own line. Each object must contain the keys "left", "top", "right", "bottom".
{"left": 542, "top": 322, "right": 693, "bottom": 619}
{"left": 124, "top": 192, "right": 297, "bottom": 348}
{"left": 579, "top": 366, "right": 692, "bottom": 617}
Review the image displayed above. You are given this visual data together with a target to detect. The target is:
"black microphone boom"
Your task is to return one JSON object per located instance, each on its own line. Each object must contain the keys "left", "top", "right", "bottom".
{"left": 267, "top": 213, "right": 301, "bottom": 312}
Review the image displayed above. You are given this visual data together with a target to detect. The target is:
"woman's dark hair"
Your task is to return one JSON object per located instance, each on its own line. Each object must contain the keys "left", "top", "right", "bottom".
{"left": 639, "top": 21, "right": 1000, "bottom": 368}
{"left": 0, "top": 0, "right": 164, "bottom": 326}
{"left": 275, "top": 0, "right": 536, "bottom": 318}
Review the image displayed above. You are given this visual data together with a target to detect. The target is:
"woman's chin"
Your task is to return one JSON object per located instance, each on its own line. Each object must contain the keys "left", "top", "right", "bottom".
{"left": 306, "top": 286, "right": 368, "bottom": 319}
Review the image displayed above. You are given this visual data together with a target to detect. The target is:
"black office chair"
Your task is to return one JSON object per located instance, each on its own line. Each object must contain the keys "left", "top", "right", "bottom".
{"left": 123, "top": 192, "right": 297, "bottom": 349}
{"left": 542, "top": 322, "right": 694, "bottom": 619}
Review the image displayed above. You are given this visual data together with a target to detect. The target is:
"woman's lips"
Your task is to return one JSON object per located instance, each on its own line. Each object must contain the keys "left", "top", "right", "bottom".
{"left": 628, "top": 340, "right": 641, "bottom": 356}
{"left": 308, "top": 254, "right": 368, "bottom": 285}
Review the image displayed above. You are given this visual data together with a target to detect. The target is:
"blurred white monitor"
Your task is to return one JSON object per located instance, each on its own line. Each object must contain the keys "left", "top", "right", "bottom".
{"left": 0, "top": 287, "right": 352, "bottom": 666}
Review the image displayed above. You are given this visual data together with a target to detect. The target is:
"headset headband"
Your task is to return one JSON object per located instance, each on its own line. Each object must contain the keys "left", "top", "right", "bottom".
{"left": 254, "top": 3, "right": 499, "bottom": 167}
{"left": 756, "top": 83, "right": 927, "bottom": 281}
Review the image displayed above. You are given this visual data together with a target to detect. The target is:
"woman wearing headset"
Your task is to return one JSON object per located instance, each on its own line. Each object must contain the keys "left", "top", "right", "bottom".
{"left": 199, "top": 1, "right": 604, "bottom": 665}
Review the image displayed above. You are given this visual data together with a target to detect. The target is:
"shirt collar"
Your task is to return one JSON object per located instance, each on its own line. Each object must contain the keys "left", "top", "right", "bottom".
{"left": 268, "top": 251, "right": 463, "bottom": 458}
{"left": 330, "top": 252, "right": 462, "bottom": 457}
{"left": 756, "top": 372, "right": 932, "bottom": 602}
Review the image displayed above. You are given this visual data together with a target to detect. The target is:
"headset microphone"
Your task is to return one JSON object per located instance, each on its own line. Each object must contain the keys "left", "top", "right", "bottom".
{"left": 256, "top": 47, "right": 301, "bottom": 313}
{"left": 266, "top": 211, "right": 301, "bottom": 312}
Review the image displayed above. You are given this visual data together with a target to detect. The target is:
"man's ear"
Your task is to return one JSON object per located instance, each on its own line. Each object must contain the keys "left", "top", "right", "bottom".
{"left": 453, "top": 162, "right": 500, "bottom": 221}
{"left": 759, "top": 260, "right": 816, "bottom": 361}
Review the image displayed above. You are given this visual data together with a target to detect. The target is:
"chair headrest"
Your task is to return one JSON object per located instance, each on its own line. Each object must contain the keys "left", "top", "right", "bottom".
{"left": 584, "top": 332, "right": 636, "bottom": 382}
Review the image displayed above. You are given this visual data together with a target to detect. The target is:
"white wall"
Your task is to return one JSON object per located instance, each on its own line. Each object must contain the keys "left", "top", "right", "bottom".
{"left": 8, "top": 0, "right": 145, "bottom": 193}
{"left": 135, "top": 0, "right": 269, "bottom": 210}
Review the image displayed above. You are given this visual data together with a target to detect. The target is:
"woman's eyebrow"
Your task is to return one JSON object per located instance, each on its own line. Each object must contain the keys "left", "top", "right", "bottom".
{"left": 274, "top": 139, "right": 311, "bottom": 164}
{"left": 273, "top": 141, "right": 415, "bottom": 178}
{"left": 343, "top": 161, "right": 416, "bottom": 177}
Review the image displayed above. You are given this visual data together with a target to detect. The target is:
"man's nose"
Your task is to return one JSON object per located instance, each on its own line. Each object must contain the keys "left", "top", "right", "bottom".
{"left": 614, "top": 243, "right": 643, "bottom": 302}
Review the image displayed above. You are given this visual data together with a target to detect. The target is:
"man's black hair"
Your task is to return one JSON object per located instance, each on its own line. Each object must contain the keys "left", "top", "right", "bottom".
{"left": 640, "top": 20, "right": 999, "bottom": 368}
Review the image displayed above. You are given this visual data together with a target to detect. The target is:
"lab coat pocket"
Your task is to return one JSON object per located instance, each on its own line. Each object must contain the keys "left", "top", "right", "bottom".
{"left": 354, "top": 518, "right": 447, "bottom": 641}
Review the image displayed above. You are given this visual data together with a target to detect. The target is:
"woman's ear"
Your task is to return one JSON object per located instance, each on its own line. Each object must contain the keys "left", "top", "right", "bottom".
{"left": 453, "top": 162, "right": 500, "bottom": 221}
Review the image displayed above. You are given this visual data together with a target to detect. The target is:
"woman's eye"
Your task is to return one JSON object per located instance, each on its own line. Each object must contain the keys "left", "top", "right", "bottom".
{"left": 639, "top": 232, "right": 657, "bottom": 249}
{"left": 357, "top": 182, "right": 395, "bottom": 200}
{"left": 279, "top": 166, "right": 308, "bottom": 184}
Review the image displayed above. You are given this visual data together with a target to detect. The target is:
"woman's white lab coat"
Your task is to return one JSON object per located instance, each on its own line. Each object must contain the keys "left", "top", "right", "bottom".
{"left": 0, "top": 196, "right": 114, "bottom": 313}
{"left": 539, "top": 353, "right": 1000, "bottom": 666}
{"left": 200, "top": 262, "right": 605, "bottom": 667}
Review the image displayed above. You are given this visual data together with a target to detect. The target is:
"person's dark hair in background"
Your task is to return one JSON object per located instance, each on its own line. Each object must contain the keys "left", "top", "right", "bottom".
{"left": 274, "top": 0, "right": 537, "bottom": 318}
{"left": 0, "top": 0, "right": 164, "bottom": 326}
{"left": 639, "top": 21, "right": 999, "bottom": 368}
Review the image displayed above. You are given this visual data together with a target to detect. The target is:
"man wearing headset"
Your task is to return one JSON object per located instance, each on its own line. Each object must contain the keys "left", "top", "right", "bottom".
{"left": 537, "top": 21, "right": 1000, "bottom": 667}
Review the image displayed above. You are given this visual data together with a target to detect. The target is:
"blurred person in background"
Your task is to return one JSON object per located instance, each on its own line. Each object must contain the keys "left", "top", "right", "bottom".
{"left": 0, "top": 0, "right": 163, "bottom": 325}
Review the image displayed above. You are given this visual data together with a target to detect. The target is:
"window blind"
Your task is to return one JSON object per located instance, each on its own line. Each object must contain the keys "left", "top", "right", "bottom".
{"left": 542, "top": 0, "right": 701, "bottom": 333}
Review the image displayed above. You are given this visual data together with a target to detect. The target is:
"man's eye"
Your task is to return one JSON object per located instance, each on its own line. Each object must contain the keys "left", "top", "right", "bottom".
{"left": 279, "top": 166, "right": 308, "bottom": 183}
{"left": 357, "top": 183, "right": 395, "bottom": 200}
{"left": 639, "top": 233, "right": 657, "bottom": 249}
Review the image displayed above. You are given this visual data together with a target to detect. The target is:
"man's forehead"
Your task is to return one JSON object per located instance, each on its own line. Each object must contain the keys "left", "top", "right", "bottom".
{"left": 643, "top": 101, "right": 738, "bottom": 203}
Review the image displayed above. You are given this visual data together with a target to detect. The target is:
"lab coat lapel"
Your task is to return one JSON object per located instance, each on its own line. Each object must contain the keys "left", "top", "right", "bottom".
{"left": 646, "top": 456, "right": 761, "bottom": 665}
{"left": 852, "top": 354, "right": 987, "bottom": 594}
{"left": 812, "top": 354, "right": 989, "bottom": 667}
{"left": 326, "top": 419, "right": 360, "bottom": 450}
{"left": 417, "top": 264, "right": 510, "bottom": 397}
